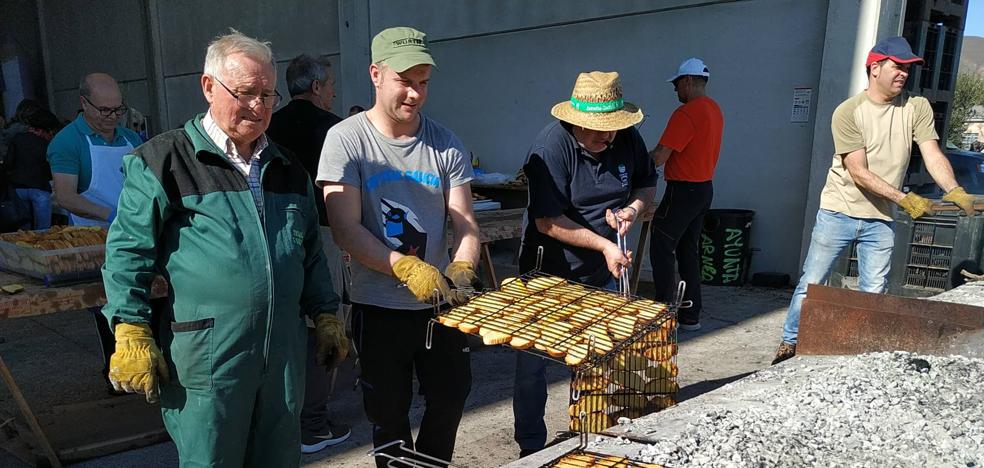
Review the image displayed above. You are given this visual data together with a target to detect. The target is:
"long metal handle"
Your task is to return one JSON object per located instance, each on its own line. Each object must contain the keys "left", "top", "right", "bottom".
{"left": 615, "top": 215, "right": 630, "bottom": 297}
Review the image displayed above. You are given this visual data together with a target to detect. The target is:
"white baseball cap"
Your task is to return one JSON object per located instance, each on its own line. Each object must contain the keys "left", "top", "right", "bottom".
{"left": 667, "top": 57, "right": 710, "bottom": 82}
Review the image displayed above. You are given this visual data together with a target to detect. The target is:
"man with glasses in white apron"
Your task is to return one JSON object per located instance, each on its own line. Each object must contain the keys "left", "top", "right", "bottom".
{"left": 47, "top": 72, "right": 143, "bottom": 393}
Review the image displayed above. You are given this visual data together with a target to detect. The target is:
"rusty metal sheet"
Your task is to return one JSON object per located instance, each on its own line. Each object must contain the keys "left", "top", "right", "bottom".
{"left": 798, "top": 284, "right": 984, "bottom": 356}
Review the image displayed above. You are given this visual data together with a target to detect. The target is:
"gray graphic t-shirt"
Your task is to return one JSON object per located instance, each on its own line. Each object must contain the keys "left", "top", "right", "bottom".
{"left": 316, "top": 113, "right": 473, "bottom": 310}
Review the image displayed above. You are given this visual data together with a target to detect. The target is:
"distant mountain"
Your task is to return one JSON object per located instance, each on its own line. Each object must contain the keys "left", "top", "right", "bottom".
{"left": 960, "top": 36, "right": 984, "bottom": 75}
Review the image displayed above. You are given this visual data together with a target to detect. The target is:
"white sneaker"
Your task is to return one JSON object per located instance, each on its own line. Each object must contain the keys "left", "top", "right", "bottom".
{"left": 301, "top": 422, "right": 351, "bottom": 454}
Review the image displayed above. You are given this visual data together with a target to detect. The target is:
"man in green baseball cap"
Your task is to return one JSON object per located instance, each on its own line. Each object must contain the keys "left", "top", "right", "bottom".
{"left": 318, "top": 26, "right": 479, "bottom": 468}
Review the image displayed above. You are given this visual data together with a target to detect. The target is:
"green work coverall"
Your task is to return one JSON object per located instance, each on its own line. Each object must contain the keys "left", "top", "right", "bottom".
{"left": 102, "top": 115, "right": 338, "bottom": 467}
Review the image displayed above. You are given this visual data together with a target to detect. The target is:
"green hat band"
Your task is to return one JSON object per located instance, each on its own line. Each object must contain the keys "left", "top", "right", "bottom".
{"left": 569, "top": 97, "right": 624, "bottom": 113}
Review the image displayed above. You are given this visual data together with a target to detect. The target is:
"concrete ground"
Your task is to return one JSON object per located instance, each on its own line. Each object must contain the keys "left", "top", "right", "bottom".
{"left": 0, "top": 267, "right": 792, "bottom": 467}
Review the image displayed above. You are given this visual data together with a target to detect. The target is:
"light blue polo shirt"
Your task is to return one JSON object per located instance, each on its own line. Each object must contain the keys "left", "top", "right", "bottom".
{"left": 47, "top": 114, "right": 143, "bottom": 193}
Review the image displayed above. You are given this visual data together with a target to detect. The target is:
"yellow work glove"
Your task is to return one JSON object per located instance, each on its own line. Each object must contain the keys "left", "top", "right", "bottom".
{"left": 314, "top": 314, "right": 349, "bottom": 369}
{"left": 445, "top": 261, "right": 483, "bottom": 291}
{"left": 444, "top": 261, "right": 482, "bottom": 306}
{"left": 109, "top": 322, "right": 170, "bottom": 404}
{"left": 943, "top": 186, "right": 978, "bottom": 216}
{"left": 392, "top": 255, "right": 453, "bottom": 303}
{"left": 898, "top": 192, "right": 934, "bottom": 219}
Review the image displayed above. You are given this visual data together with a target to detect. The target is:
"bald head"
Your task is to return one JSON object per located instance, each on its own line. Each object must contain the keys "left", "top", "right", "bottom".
{"left": 79, "top": 73, "right": 126, "bottom": 136}
{"left": 80, "top": 73, "right": 121, "bottom": 100}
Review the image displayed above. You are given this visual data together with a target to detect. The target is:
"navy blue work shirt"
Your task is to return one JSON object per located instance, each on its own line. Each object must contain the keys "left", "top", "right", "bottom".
{"left": 519, "top": 121, "right": 656, "bottom": 287}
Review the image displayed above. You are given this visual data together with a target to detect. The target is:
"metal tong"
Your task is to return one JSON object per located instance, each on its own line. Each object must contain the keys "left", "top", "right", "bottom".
{"left": 615, "top": 213, "right": 631, "bottom": 297}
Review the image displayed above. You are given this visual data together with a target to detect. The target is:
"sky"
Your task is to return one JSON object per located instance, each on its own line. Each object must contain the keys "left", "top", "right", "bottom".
{"left": 967, "top": 0, "right": 984, "bottom": 37}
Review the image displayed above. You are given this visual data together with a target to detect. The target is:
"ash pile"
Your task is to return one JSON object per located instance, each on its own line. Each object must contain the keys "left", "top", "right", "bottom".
{"left": 599, "top": 352, "right": 984, "bottom": 467}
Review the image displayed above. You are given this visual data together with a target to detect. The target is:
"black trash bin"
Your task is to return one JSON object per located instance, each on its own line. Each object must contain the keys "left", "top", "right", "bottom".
{"left": 700, "top": 209, "right": 754, "bottom": 286}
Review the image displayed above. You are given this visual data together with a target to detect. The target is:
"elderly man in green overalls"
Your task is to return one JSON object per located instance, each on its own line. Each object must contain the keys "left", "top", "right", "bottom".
{"left": 100, "top": 30, "right": 348, "bottom": 467}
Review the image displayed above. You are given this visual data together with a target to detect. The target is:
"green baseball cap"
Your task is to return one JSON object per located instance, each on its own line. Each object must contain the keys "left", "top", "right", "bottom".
{"left": 371, "top": 27, "right": 437, "bottom": 72}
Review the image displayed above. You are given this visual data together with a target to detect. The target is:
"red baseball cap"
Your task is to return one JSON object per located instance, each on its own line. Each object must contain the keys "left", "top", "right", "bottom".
{"left": 866, "top": 36, "right": 924, "bottom": 67}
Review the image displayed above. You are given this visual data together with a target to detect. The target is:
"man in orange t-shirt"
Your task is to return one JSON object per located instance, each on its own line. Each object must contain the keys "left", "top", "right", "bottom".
{"left": 648, "top": 57, "right": 724, "bottom": 331}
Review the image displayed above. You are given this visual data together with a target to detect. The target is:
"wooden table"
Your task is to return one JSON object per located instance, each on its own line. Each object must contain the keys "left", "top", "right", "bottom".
{"left": 471, "top": 208, "right": 525, "bottom": 287}
{"left": 0, "top": 271, "right": 168, "bottom": 467}
{"left": 0, "top": 272, "right": 167, "bottom": 320}
{"left": 472, "top": 183, "right": 528, "bottom": 210}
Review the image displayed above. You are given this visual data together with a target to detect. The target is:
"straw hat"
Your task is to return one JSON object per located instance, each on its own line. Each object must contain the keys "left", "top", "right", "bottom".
{"left": 550, "top": 71, "right": 643, "bottom": 132}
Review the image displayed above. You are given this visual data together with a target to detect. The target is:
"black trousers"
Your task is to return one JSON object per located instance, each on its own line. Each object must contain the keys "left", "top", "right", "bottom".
{"left": 352, "top": 303, "right": 472, "bottom": 468}
{"left": 648, "top": 180, "right": 713, "bottom": 322}
{"left": 90, "top": 307, "right": 115, "bottom": 381}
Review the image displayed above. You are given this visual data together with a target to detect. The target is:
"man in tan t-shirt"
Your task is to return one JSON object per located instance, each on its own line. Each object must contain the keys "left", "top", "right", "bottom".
{"left": 773, "top": 36, "right": 977, "bottom": 364}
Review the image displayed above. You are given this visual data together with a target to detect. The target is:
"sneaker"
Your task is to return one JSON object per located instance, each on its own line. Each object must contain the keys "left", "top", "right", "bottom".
{"left": 301, "top": 422, "right": 351, "bottom": 454}
{"left": 771, "top": 342, "right": 796, "bottom": 365}
{"left": 678, "top": 318, "right": 701, "bottom": 331}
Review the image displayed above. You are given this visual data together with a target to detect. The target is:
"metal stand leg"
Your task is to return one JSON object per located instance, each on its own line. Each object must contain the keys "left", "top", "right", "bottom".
{"left": 0, "top": 354, "right": 62, "bottom": 467}
{"left": 481, "top": 243, "right": 498, "bottom": 287}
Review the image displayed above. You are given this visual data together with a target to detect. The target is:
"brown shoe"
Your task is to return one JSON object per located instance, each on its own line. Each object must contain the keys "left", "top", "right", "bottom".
{"left": 771, "top": 342, "right": 796, "bottom": 365}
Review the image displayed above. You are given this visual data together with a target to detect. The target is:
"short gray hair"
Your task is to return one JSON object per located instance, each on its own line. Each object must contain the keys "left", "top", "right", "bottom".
{"left": 203, "top": 28, "right": 275, "bottom": 79}
{"left": 286, "top": 54, "right": 332, "bottom": 97}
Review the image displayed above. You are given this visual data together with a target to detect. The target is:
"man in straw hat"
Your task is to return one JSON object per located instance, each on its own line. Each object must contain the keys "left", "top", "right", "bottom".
{"left": 514, "top": 71, "right": 657, "bottom": 458}
{"left": 317, "top": 26, "right": 479, "bottom": 467}
{"left": 647, "top": 57, "right": 724, "bottom": 333}
{"left": 772, "top": 36, "right": 976, "bottom": 365}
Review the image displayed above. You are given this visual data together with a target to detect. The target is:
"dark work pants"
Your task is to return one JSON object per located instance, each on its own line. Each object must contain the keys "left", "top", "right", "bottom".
{"left": 649, "top": 181, "right": 713, "bottom": 323}
{"left": 90, "top": 307, "right": 115, "bottom": 382}
{"left": 353, "top": 303, "right": 472, "bottom": 468}
{"left": 301, "top": 328, "right": 331, "bottom": 435}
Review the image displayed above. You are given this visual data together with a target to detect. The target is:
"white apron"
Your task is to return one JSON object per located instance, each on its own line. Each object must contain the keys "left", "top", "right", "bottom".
{"left": 70, "top": 135, "right": 133, "bottom": 227}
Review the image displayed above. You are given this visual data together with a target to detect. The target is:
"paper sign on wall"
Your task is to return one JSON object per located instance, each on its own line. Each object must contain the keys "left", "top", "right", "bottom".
{"left": 791, "top": 87, "right": 812, "bottom": 123}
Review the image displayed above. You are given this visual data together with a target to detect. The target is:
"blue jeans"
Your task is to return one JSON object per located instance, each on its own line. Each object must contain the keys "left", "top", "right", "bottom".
{"left": 781, "top": 209, "right": 894, "bottom": 344}
{"left": 15, "top": 188, "right": 52, "bottom": 230}
{"left": 513, "top": 277, "right": 617, "bottom": 451}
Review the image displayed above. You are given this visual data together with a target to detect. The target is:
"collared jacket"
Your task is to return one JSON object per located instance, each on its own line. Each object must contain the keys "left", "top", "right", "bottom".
{"left": 101, "top": 114, "right": 337, "bottom": 389}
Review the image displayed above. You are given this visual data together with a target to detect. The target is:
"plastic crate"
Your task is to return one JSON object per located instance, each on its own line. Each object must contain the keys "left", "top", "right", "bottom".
{"left": 889, "top": 210, "right": 984, "bottom": 297}
{"left": 831, "top": 207, "right": 983, "bottom": 296}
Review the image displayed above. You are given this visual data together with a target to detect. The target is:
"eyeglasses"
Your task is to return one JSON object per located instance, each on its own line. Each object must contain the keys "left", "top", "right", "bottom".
{"left": 82, "top": 95, "right": 128, "bottom": 118}
{"left": 212, "top": 77, "right": 282, "bottom": 109}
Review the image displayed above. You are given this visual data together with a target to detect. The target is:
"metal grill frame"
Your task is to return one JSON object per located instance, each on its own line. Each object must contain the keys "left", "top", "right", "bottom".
{"left": 542, "top": 449, "right": 664, "bottom": 468}
{"left": 429, "top": 268, "right": 681, "bottom": 373}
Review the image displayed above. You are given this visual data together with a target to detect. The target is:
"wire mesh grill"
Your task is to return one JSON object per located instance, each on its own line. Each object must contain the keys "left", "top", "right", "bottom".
{"left": 434, "top": 270, "right": 676, "bottom": 370}
{"left": 432, "top": 267, "right": 680, "bottom": 440}
{"left": 546, "top": 451, "right": 664, "bottom": 468}
{"left": 568, "top": 326, "right": 677, "bottom": 433}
